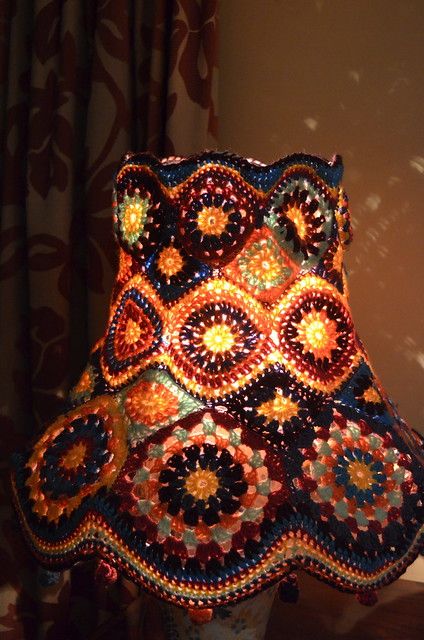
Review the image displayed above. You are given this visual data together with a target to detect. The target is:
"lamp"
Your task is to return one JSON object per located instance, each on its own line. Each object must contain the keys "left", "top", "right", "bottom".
{"left": 11, "top": 151, "right": 424, "bottom": 638}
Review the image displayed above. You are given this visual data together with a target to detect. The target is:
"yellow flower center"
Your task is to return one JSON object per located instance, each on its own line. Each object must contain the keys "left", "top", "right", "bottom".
{"left": 362, "top": 386, "right": 382, "bottom": 404}
{"left": 296, "top": 310, "right": 339, "bottom": 359}
{"left": 61, "top": 441, "right": 87, "bottom": 470}
{"left": 348, "top": 460, "right": 374, "bottom": 490}
{"left": 258, "top": 391, "right": 299, "bottom": 423}
{"left": 246, "top": 243, "right": 282, "bottom": 282}
{"left": 185, "top": 468, "right": 219, "bottom": 500}
{"left": 157, "top": 245, "right": 184, "bottom": 277}
{"left": 197, "top": 206, "right": 229, "bottom": 235}
{"left": 124, "top": 318, "right": 141, "bottom": 344}
{"left": 202, "top": 323, "right": 235, "bottom": 353}
{"left": 123, "top": 201, "right": 148, "bottom": 234}
{"left": 286, "top": 205, "right": 307, "bottom": 239}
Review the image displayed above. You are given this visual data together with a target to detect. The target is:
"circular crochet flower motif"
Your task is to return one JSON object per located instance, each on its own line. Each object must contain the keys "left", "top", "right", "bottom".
{"left": 25, "top": 396, "right": 128, "bottom": 522}
{"left": 224, "top": 227, "right": 298, "bottom": 304}
{"left": 226, "top": 367, "right": 331, "bottom": 450}
{"left": 157, "top": 244, "right": 185, "bottom": 279}
{"left": 125, "top": 380, "right": 179, "bottom": 427}
{"left": 114, "top": 168, "right": 168, "bottom": 261}
{"left": 238, "top": 236, "right": 289, "bottom": 290}
{"left": 295, "top": 308, "right": 339, "bottom": 360}
{"left": 158, "top": 442, "right": 248, "bottom": 527}
{"left": 101, "top": 275, "right": 163, "bottom": 388}
{"left": 115, "top": 411, "right": 284, "bottom": 564}
{"left": 112, "top": 297, "right": 155, "bottom": 362}
{"left": 118, "top": 192, "right": 151, "bottom": 246}
{"left": 276, "top": 274, "right": 358, "bottom": 393}
{"left": 177, "top": 168, "right": 258, "bottom": 266}
{"left": 266, "top": 170, "right": 334, "bottom": 266}
{"left": 179, "top": 303, "right": 260, "bottom": 375}
{"left": 146, "top": 239, "right": 212, "bottom": 303}
{"left": 123, "top": 370, "right": 203, "bottom": 447}
{"left": 168, "top": 280, "right": 272, "bottom": 399}
{"left": 297, "top": 412, "right": 417, "bottom": 537}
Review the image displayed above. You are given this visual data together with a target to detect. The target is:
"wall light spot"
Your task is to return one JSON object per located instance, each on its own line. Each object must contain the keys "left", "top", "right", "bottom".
{"left": 410, "top": 156, "right": 424, "bottom": 174}
{"left": 402, "top": 337, "right": 424, "bottom": 370}
{"left": 365, "top": 194, "right": 381, "bottom": 211}
{"left": 404, "top": 336, "right": 416, "bottom": 347}
{"left": 366, "top": 227, "right": 380, "bottom": 242}
{"left": 304, "top": 117, "right": 318, "bottom": 131}
{"left": 348, "top": 70, "right": 361, "bottom": 83}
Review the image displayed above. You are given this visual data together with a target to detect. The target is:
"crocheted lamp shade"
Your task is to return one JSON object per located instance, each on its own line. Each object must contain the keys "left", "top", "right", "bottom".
{"left": 11, "top": 151, "right": 424, "bottom": 618}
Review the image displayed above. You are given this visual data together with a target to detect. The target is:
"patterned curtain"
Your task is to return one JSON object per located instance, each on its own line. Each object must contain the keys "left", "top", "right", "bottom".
{"left": 0, "top": 1, "right": 218, "bottom": 637}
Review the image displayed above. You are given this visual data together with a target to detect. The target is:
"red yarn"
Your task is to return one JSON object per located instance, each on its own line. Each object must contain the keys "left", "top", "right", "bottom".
{"left": 188, "top": 608, "right": 213, "bottom": 624}
{"left": 95, "top": 559, "right": 118, "bottom": 585}
{"left": 356, "top": 590, "right": 378, "bottom": 606}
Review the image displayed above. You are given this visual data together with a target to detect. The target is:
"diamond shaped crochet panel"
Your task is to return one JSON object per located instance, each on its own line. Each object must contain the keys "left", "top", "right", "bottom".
{"left": 11, "top": 151, "right": 424, "bottom": 614}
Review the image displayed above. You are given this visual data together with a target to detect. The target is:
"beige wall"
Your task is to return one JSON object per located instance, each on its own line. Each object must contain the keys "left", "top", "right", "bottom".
{"left": 218, "top": 0, "right": 424, "bottom": 434}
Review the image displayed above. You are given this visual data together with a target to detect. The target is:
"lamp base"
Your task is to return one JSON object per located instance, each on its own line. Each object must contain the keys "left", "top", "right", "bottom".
{"left": 159, "top": 584, "right": 278, "bottom": 640}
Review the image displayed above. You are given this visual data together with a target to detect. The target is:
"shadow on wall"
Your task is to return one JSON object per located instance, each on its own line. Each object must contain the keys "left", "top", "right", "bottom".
{"left": 266, "top": 570, "right": 424, "bottom": 639}
{"left": 218, "top": 0, "right": 424, "bottom": 433}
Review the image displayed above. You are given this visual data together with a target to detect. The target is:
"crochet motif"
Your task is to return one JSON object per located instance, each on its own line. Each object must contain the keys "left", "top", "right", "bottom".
{"left": 11, "top": 150, "right": 424, "bottom": 617}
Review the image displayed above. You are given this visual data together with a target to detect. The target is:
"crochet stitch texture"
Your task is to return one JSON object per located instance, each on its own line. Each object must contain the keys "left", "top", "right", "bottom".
{"left": 11, "top": 150, "right": 424, "bottom": 615}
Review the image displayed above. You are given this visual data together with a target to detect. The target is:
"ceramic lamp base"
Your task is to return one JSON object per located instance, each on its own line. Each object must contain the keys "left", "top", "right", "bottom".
{"left": 159, "top": 584, "right": 278, "bottom": 640}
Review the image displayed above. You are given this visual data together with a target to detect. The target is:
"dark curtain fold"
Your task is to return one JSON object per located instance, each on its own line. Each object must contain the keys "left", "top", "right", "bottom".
{"left": 0, "top": 1, "right": 219, "bottom": 637}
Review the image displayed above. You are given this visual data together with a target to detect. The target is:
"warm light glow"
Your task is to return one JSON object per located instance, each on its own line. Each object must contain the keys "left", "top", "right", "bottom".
{"left": 286, "top": 205, "right": 307, "bottom": 239}
{"left": 157, "top": 245, "right": 184, "bottom": 277}
{"left": 185, "top": 468, "right": 219, "bottom": 500}
{"left": 347, "top": 460, "right": 374, "bottom": 490}
{"left": 296, "top": 309, "right": 339, "bottom": 359}
{"left": 61, "top": 442, "right": 87, "bottom": 470}
{"left": 197, "top": 206, "right": 229, "bottom": 235}
{"left": 125, "top": 381, "right": 179, "bottom": 426}
{"left": 332, "top": 242, "right": 344, "bottom": 274}
{"left": 362, "top": 386, "right": 381, "bottom": 403}
{"left": 202, "top": 323, "right": 235, "bottom": 353}
{"left": 258, "top": 390, "right": 299, "bottom": 423}
{"left": 74, "top": 370, "right": 92, "bottom": 394}
{"left": 243, "top": 243, "right": 282, "bottom": 283}
{"left": 118, "top": 250, "right": 133, "bottom": 280}
{"left": 122, "top": 200, "right": 149, "bottom": 234}
{"left": 124, "top": 318, "right": 141, "bottom": 344}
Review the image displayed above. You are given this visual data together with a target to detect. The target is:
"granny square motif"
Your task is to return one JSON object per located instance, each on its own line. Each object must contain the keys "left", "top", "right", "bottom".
{"left": 11, "top": 151, "right": 424, "bottom": 620}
